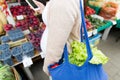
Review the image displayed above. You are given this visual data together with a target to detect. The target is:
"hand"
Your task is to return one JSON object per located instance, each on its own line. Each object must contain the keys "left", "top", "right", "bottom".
{"left": 33, "top": 0, "right": 45, "bottom": 14}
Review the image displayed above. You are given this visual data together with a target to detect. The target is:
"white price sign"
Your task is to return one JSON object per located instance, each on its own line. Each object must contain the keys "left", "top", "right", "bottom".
{"left": 93, "top": 29, "right": 98, "bottom": 35}
{"left": 23, "top": 56, "right": 33, "bottom": 67}
{"left": 88, "top": 31, "right": 93, "bottom": 37}
{"left": 16, "top": 15, "right": 24, "bottom": 20}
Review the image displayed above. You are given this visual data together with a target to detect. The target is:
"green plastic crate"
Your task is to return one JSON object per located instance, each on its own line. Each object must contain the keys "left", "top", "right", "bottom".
{"left": 116, "top": 19, "right": 120, "bottom": 28}
{"left": 97, "top": 21, "right": 113, "bottom": 32}
{"left": 88, "top": 5, "right": 101, "bottom": 14}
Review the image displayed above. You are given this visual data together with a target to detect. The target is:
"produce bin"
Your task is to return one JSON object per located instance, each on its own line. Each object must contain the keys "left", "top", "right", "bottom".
{"left": 89, "top": 34, "right": 101, "bottom": 46}
{"left": 11, "top": 47, "right": 23, "bottom": 62}
{"left": 97, "top": 21, "right": 113, "bottom": 32}
{"left": 21, "top": 42, "right": 34, "bottom": 57}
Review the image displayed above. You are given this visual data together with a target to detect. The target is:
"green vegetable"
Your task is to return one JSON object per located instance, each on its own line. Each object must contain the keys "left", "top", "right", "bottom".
{"left": 0, "top": 64, "right": 15, "bottom": 80}
{"left": 69, "top": 41, "right": 109, "bottom": 66}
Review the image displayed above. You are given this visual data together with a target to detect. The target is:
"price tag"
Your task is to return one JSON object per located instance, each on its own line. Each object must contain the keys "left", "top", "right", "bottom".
{"left": 88, "top": 31, "right": 93, "bottom": 37}
{"left": 16, "top": 15, "right": 24, "bottom": 20}
{"left": 23, "top": 56, "right": 33, "bottom": 67}
{"left": 93, "top": 29, "right": 98, "bottom": 35}
{"left": 23, "top": 29, "right": 30, "bottom": 35}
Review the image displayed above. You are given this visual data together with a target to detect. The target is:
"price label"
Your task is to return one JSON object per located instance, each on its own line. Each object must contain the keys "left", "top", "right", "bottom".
{"left": 88, "top": 31, "right": 93, "bottom": 37}
{"left": 23, "top": 56, "right": 33, "bottom": 67}
{"left": 16, "top": 15, "right": 24, "bottom": 20}
{"left": 23, "top": 29, "right": 30, "bottom": 35}
{"left": 93, "top": 29, "right": 98, "bottom": 35}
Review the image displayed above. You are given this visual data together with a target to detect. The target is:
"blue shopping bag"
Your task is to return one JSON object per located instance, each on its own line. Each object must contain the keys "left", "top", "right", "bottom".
{"left": 48, "top": 0, "right": 108, "bottom": 80}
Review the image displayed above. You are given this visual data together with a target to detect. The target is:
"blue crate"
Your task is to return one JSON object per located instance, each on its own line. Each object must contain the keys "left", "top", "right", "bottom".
{"left": 21, "top": 42, "right": 34, "bottom": 57}
{"left": 0, "top": 44, "right": 10, "bottom": 51}
{"left": 0, "top": 36, "right": 10, "bottom": 43}
{"left": 11, "top": 47, "right": 23, "bottom": 62}
{"left": 89, "top": 34, "right": 101, "bottom": 46}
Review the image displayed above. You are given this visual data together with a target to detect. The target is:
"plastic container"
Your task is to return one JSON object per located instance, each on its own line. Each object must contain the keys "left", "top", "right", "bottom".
{"left": 21, "top": 42, "right": 34, "bottom": 57}
{"left": 11, "top": 46, "right": 23, "bottom": 62}
{"left": 0, "top": 44, "right": 10, "bottom": 51}
{"left": 97, "top": 21, "right": 113, "bottom": 32}
{"left": 2, "top": 49, "right": 13, "bottom": 66}
{"left": 0, "top": 36, "right": 10, "bottom": 43}
{"left": 8, "top": 28, "right": 25, "bottom": 41}
{"left": 89, "top": 34, "right": 101, "bottom": 46}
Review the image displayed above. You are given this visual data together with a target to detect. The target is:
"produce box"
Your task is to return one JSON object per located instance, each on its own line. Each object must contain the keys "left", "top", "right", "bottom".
{"left": 89, "top": 34, "right": 101, "bottom": 46}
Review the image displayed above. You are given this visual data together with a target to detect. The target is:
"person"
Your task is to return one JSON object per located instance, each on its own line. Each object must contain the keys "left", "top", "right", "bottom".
{"left": 33, "top": 0, "right": 83, "bottom": 76}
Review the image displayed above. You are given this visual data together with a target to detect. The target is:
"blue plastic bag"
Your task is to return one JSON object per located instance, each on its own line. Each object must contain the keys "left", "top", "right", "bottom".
{"left": 48, "top": 0, "right": 108, "bottom": 80}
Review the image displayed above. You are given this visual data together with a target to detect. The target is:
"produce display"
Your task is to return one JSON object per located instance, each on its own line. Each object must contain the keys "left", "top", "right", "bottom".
{"left": 4, "top": 24, "right": 14, "bottom": 32}
{"left": 15, "top": 15, "right": 40, "bottom": 31}
{"left": 0, "top": 36, "right": 10, "bottom": 43}
{"left": 21, "top": 42, "right": 34, "bottom": 57}
{"left": 99, "top": 2, "right": 118, "bottom": 20}
{"left": 86, "top": 16, "right": 107, "bottom": 29}
{"left": 10, "top": 5, "right": 35, "bottom": 17}
{"left": 85, "top": 6, "right": 95, "bottom": 16}
{"left": 85, "top": 18, "right": 93, "bottom": 30}
{"left": 69, "top": 41, "right": 108, "bottom": 66}
{"left": 27, "top": 29, "right": 44, "bottom": 51}
{"left": 2, "top": 49, "right": 14, "bottom": 66}
{"left": 11, "top": 46, "right": 23, "bottom": 62}
{"left": 0, "top": 63, "right": 16, "bottom": 80}
{"left": 8, "top": 28, "right": 25, "bottom": 41}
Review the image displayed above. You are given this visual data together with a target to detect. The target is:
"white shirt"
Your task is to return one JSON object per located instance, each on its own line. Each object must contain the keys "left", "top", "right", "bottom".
{"left": 40, "top": 2, "right": 50, "bottom": 58}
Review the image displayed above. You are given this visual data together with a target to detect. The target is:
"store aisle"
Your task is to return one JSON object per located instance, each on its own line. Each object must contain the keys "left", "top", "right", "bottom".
{"left": 30, "top": 28, "right": 120, "bottom": 80}
{"left": 98, "top": 28, "right": 120, "bottom": 80}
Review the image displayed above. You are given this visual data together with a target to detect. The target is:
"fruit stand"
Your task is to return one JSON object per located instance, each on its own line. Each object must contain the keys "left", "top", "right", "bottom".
{"left": 0, "top": 1, "right": 45, "bottom": 80}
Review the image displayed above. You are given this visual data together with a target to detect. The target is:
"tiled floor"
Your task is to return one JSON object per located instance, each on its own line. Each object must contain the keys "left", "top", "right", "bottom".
{"left": 30, "top": 27, "right": 120, "bottom": 80}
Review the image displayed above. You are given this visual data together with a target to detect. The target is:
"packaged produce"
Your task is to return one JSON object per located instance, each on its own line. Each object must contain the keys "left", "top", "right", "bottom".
{"left": 99, "top": 2, "right": 118, "bottom": 20}
{"left": 0, "top": 36, "right": 10, "bottom": 43}
{"left": 0, "top": 43, "right": 10, "bottom": 51}
{"left": 11, "top": 46, "right": 23, "bottom": 62}
{"left": 1, "top": 49, "right": 13, "bottom": 66}
{"left": 8, "top": 28, "right": 25, "bottom": 41}
{"left": 21, "top": 42, "right": 34, "bottom": 57}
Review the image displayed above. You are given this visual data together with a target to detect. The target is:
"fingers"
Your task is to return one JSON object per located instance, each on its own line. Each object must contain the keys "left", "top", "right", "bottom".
{"left": 33, "top": 0, "right": 44, "bottom": 7}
